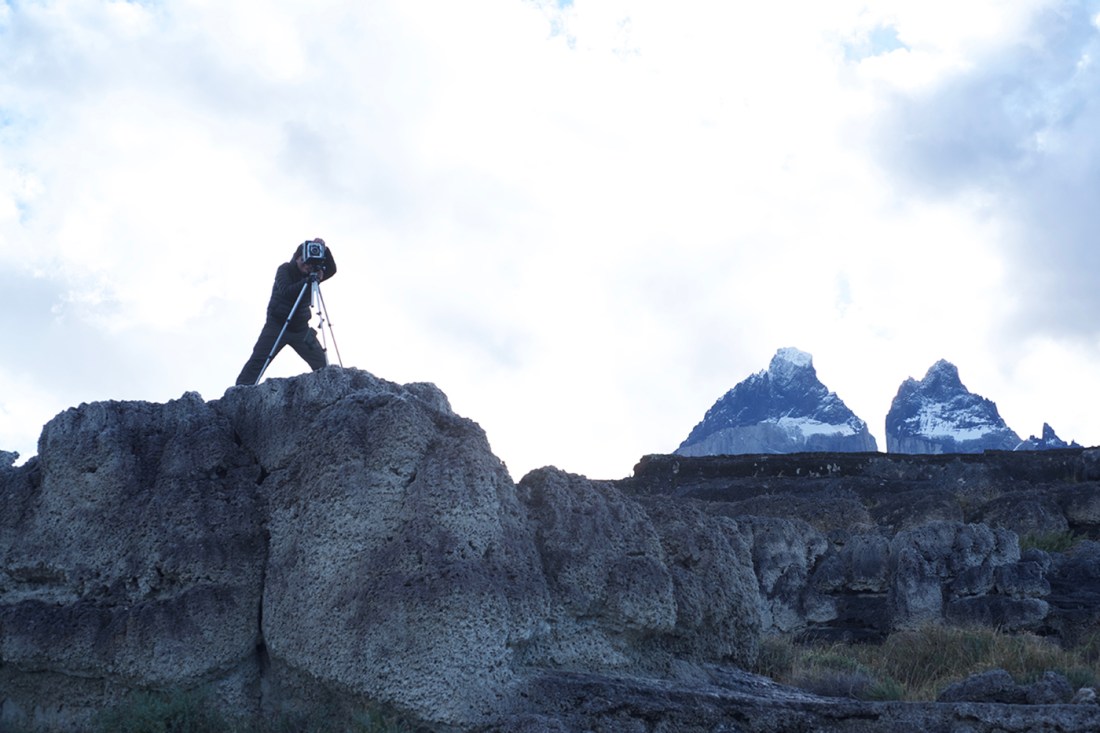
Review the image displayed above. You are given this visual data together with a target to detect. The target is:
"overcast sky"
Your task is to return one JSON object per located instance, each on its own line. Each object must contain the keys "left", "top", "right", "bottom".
{"left": 3, "top": 0, "right": 1100, "bottom": 480}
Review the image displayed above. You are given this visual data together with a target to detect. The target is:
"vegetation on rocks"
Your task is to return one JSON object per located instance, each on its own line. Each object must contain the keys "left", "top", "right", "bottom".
{"left": 754, "top": 624, "right": 1100, "bottom": 702}
{"left": 1020, "top": 529, "right": 1086, "bottom": 554}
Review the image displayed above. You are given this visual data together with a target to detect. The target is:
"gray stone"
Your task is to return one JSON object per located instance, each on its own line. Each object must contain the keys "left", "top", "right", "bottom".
{"left": 994, "top": 560, "right": 1051, "bottom": 598}
{"left": 980, "top": 494, "right": 1069, "bottom": 536}
{"left": 0, "top": 392, "right": 266, "bottom": 730}
{"left": 514, "top": 467, "right": 678, "bottom": 671}
{"left": 888, "top": 522, "right": 1019, "bottom": 630}
{"left": 950, "top": 562, "right": 995, "bottom": 597}
{"left": 639, "top": 499, "right": 762, "bottom": 666}
{"left": 937, "top": 669, "right": 1027, "bottom": 704}
{"left": 1026, "top": 671, "right": 1074, "bottom": 704}
{"left": 712, "top": 493, "right": 873, "bottom": 535}
{"left": 945, "top": 596, "right": 1050, "bottom": 630}
{"left": 0, "top": 450, "right": 18, "bottom": 469}
{"left": 737, "top": 515, "right": 831, "bottom": 634}
{"left": 216, "top": 369, "right": 550, "bottom": 725}
{"left": 1059, "top": 485, "right": 1100, "bottom": 527}
{"left": 1072, "top": 687, "right": 1098, "bottom": 705}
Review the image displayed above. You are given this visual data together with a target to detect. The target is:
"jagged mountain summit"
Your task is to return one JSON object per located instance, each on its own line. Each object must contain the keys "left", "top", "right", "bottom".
{"left": 676, "top": 347, "right": 878, "bottom": 456}
{"left": 885, "top": 359, "right": 1020, "bottom": 454}
{"left": 1016, "top": 423, "right": 1082, "bottom": 451}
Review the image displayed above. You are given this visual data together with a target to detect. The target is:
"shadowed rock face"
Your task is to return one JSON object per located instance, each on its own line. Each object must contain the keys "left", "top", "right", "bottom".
{"left": 3, "top": 369, "right": 1100, "bottom": 733}
{"left": 0, "top": 369, "right": 762, "bottom": 731}
{"left": 2, "top": 370, "right": 551, "bottom": 728}
{"left": 621, "top": 451, "right": 1100, "bottom": 645}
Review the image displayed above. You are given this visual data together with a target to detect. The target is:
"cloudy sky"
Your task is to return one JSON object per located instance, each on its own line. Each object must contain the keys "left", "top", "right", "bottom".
{"left": 2, "top": 0, "right": 1099, "bottom": 480}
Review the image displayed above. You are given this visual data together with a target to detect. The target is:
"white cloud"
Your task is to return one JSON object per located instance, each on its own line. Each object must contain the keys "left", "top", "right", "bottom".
{"left": 2, "top": 0, "right": 1099, "bottom": 479}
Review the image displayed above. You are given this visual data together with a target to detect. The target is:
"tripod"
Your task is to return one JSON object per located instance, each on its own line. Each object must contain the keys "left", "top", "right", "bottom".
{"left": 253, "top": 273, "right": 343, "bottom": 385}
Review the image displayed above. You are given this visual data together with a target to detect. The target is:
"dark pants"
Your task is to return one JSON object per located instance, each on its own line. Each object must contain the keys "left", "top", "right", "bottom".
{"left": 235, "top": 320, "right": 328, "bottom": 385}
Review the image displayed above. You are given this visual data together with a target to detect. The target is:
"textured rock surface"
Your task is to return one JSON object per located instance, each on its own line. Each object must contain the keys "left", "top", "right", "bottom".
{"left": 479, "top": 668, "right": 1100, "bottom": 733}
{"left": 621, "top": 451, "right": 1100, "bottom": 641}
{"left": 0, "top": 369, "right": 760, "bottom": 731}
{"left": 0, "top": 393, "right": 266, "bottom": 720}
{"left": 1, "top": 370, "right": 555, "bottom": 729}
{"left": 3, "top": 369, "right": 1100, "bottom": 732}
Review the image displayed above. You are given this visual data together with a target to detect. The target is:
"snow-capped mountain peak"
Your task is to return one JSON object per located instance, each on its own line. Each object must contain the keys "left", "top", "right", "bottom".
{"left": 772, "top": 346, "right": 813, "bottom": 370}
{"left": 676, "top": 348, "right": 877, "bottom": 456}
{"left": 886, "top": 360, "right": 1020, "bottom": 454}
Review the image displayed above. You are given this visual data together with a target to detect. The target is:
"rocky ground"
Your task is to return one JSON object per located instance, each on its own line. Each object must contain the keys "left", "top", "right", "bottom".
{"left": 1, "top": 367, "right": 1098, "bottom": 732}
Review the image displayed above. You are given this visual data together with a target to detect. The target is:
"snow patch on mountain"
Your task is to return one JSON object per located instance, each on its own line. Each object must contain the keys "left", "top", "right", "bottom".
{"left": 676, "top": 348, "right": 877, "bottom": 456}
{"left": 775, "top": 415, "right": 858, "bottom": 438}
{"left": 886, "top": 360, "right": 1020, "bottom": 454}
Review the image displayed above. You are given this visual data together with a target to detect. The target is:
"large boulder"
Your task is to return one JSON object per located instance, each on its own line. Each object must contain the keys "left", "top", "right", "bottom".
{"left": 513, "top": 467, "right": 678, "bottom": 671}
{"left": 887, "top": 521, "right": 1050, "bottom": 631}
{"left": 514, "top": 468, "right": 762, "bottom": 672}
{"left": 215, "top": 369, "right": 551, "bottom": 724}
{"left": 0, "top": 392, "right": 267, "bottom": 726}
{"left": 735, "top": 516, "right": 831, "bottom": 635}
{"left": 1, "top": 369, "right": 552, "bottom": 729}
{"left": 0, "top": 368, "right": 765, "bottom": 731}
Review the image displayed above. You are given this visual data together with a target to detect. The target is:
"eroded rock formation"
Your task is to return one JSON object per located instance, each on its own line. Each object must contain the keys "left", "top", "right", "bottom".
{"left": 2, "top": 368, "right": 1099, "bottom": 732}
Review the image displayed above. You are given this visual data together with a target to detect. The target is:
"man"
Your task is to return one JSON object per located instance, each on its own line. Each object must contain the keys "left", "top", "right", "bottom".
{"left": 235, "top": 238, "right": 338, "bottom": 386}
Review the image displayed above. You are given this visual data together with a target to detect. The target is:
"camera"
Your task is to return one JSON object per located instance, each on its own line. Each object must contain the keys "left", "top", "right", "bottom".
{"left": 302, "top": 239, "right": 326, "bottom": 264}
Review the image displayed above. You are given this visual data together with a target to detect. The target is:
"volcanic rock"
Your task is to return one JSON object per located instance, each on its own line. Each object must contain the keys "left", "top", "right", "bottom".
{"left": 4, "top": 368, "right": 1100, "bottom": 732}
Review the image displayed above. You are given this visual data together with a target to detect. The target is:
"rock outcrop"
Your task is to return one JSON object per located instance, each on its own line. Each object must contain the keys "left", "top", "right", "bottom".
{"left": 677, "top": 348, "right": 878, "bottom": 456}
{"left": 0, "top": 369, "right": 764, "bottom": 731}
{"left": 2, "top": 372, "right": 547, "bottom": 728}
{"left": 3, "top": 368, "right": 1100, "bottom": 732}
{"left": 885, "top": 360, "right": 1021, "bottom": 453}
{"left": 621, "top": 450, "right": 1100, "bottom": 645}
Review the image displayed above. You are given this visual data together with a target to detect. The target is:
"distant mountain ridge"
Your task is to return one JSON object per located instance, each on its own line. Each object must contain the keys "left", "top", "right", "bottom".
{"left": 679, "top": 349, "right": 1079, "bottom": 456}
{"left": 1018, "top": 423, "right": 1081, "bottom": 451}
{"left": 676, "top": 347, "right": 878, "bottom": 456}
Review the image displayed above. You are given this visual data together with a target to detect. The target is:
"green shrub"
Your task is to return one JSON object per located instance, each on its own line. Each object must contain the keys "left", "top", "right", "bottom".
{"left": 1019, "top": 530, "right": 1083, "bottom": 554}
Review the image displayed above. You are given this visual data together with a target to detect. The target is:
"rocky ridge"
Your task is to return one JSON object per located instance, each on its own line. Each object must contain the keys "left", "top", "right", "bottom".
{"left": 2, "top": 367, "right": 1099, "bottom": 732}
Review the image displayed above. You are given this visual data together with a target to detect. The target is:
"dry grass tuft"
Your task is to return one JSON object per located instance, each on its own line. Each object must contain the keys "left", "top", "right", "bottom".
{"left": 755, "top": 624, "right": 1100, "bottom": 701}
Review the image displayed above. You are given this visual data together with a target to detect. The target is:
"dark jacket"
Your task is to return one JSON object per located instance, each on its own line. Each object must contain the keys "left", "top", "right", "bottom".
{"left": 265, "top": 246, "right": 337, "bottom": 328}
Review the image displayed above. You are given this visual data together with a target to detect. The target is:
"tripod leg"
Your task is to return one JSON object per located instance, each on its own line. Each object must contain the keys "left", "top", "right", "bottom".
{"left": 311, "top": 280, "right": 330, "bottom": 367}
{"left": 314, "top": 284, "right": 344, "bottom": 367}
{"left": 254, "top": 281, "right": 312, "bottom": 385}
